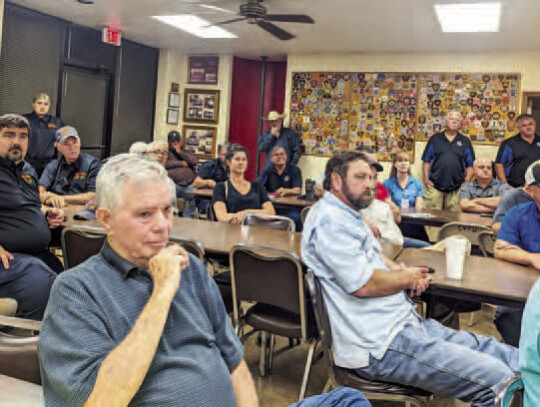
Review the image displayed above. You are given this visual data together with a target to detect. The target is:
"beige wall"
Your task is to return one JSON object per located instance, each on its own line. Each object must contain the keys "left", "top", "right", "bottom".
{"left": 286, "top": 51, "right": 540, "bottom": 182}
{"left": 153, "top": 50, "right": 233, "bottom": 156}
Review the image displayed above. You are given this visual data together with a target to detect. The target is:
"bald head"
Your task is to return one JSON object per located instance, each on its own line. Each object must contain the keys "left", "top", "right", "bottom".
{"left": 473, "top": 158, "right": 493, "bottom": 183}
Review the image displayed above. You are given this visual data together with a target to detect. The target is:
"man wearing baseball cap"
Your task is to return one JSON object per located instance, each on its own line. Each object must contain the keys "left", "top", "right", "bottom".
{"left": 258, "top": 110, "right": 302, "bottom": 170}
{"left": 493, "top": 159, "right": 540, "bottom": 346}
{"left": 39, "top": 126, "right": 101, "bottom": 207}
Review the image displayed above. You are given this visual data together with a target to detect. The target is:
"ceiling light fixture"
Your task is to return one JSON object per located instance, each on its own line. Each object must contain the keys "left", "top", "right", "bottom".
{"left": 152, "top": 15, "right": 237, "bottom": 38}
{"left": 434, "top": 2, "right": 501, "bottom": 32}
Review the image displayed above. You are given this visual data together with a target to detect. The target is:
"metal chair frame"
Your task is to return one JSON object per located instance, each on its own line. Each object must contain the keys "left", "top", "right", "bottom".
{"left": 306, "top": 272, "right": 432, "bottom": 407}
{"left": 437, "top": 221, "right": 491, "bottom": 246}
{"left": 495, "top": 376, "right": 523, "bottom": 407}
{"left": 230, "top": 244, "right": 318, "bottom": 400}
{"left": 169, "top": 237, "right": 205, "bottom": 261}
{"left": 478, "top": 230, "right": 497, "bottom": 257}
{"left": 300, "top": 205, "right": 312, "bottom": 225}
{"left": 241, "top": 213, "right": 296, "bottom": 232}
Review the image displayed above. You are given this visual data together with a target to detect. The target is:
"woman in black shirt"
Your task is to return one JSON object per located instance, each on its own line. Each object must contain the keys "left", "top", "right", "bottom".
{"left": 213, "top": 145, "right": 275, "bottom": 224}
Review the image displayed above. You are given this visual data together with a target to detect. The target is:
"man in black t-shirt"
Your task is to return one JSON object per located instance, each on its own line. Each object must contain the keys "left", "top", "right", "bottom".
{"left": 495, "top": 114, "right": 540, "bottom": 187}
{"left": 421, "top": 111, "right": 475, "bottom": 211}
{"left": 0, "top": 114, "right": 65, "bottom": 319}
{"left": 257, "top": 146, "right": 303, "bottom": 230}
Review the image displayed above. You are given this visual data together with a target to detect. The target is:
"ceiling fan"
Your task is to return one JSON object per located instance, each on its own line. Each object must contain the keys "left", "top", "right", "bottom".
{"left": 208, "top": 0, "right": 315, "bottom": 41}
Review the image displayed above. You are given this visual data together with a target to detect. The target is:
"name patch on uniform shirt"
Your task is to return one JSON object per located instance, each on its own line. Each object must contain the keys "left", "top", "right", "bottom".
{"left": 47, "top": 123, "right": 57, "bottom": 128}
{"left": 21, "top": 174, "right": 34, "bottom": 184}
{"left": 74, "top": 172, "right": 87, "bottom": 181}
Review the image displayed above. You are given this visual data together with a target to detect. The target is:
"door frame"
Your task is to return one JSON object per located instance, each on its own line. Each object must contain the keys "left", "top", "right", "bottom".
{"left": 57, "top": 62, "right": 115, "bottom": 159}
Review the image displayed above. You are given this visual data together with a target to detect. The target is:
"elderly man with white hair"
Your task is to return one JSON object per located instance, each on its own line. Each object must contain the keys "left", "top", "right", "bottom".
{"left": 459, "top": 157, "right": 511, "bottom": 213}
{"left": 422, "top": 110, "right": 476, "bottom": 211}
{"left": 128, "top": 141, "right": 149, "bottom": 156}
{"left": 38, "top": 154, "right": 258, "bottom": 406}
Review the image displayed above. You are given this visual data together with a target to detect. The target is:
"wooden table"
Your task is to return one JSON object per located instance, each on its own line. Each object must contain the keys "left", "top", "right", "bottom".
{"left": 188, "top": 188, "right": 317, "bottom": 209}
{"left": 67, "top": 215, "right": 403, "bottom": 261}
{"left": 0, "top": 374, "right": 43, "bottom": 406}
{"left": 400, "top": 208, "right": 493, "bottom": 228}
{"left": 396, "top": 248, "right": 539, "bottom": 307}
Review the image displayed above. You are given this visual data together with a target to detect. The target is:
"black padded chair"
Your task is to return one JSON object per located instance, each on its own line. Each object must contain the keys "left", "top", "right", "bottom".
{"left": 306, "top": 272, "right": 432, "bottom": 407}
{"left": 0, "top": 316, "right": 41, "bottom": 385}
{"left": 61, "top": 227, "right": 107, "bottom": 270}
{"left": 230, "top": 244, "right": 319, "bottom": 400}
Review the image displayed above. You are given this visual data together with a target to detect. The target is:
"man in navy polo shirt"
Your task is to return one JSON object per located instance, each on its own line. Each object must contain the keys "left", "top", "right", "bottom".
{"left": 495, "top": 114, "right": 540, "bottom": 187}
{"left": 39, "top": 154, "right": 258, "bottom": 406}
{"left": 0, "top": 114, "right": 63, "bottom": 320}
{"left": 39, "top": 126, "right": 101, "bottom": 207}
{"left": 493, "top": 161, "right": 540, "bottom": 346}
{"left": 258, "top": 146, "right": 303, "bottom": 230}
{"left": 422, "top": 111, "right": 475, "bottom": 211}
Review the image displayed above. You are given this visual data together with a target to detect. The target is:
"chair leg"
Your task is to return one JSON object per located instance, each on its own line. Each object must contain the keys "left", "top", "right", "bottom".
{"left": 267, "top": 334, "right": 276, "bottom": 372}
{"left": 259, "top": 331, "right": 269, "bottom": 377}
{"left": 298, "top": 340, "right": 317, "bottom": 401}
{"left": 468, "top": 311, "right": 476, "bottom": 327}
{"left": 322, "top": 378, "right": 332, "bottom": 393}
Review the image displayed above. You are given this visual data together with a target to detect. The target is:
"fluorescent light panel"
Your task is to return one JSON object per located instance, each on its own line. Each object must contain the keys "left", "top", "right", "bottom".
{"left": 434, "top": 2, "right": 501, "bottom": 32}
{"left": 153, "top": 15, "right": 237, "bottom": 38}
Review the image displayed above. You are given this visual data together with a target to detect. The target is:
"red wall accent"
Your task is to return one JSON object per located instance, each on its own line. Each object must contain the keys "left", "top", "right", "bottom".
{"left": 228, "top": 57, "right": 287, "bottom": 180}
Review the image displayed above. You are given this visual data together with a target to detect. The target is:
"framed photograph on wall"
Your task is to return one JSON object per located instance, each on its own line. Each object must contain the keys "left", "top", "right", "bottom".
{"left": 182, "top": 125, "right": 217, "bottom": 158}
{"left": 168, "top": 92, "right": 180, "bottom": 108}
{"left": 188, "top": 56, "right": 219, "bottom": 84}
{"left": 183, "top": 88, "right": 220, "bottom": 124}
{"left": 166, "top": 109, "right": 179, "bottom": 125}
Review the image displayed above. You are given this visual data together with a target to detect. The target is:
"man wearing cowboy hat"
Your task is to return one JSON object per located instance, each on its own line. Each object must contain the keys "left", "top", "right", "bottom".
{"left": 258, "top": 110, "right": 302, "bottom": 170}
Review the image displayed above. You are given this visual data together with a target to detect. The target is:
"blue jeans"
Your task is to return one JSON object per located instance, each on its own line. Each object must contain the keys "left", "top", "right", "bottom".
{"left": 356, "top": 319, "right": 518, "bottom": 407}
{"left": 290, "top": 387, "right": 371, "bottom": 406}
{"left": 175, "top": 184, "right": 196, "bottom": 218}
{"left": 403, "top": 237, "right": 431, "bottom": 248}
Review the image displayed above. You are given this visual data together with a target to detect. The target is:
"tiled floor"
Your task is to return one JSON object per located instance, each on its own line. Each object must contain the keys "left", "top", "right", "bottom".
{"left": 243, "top": 304, "right": 503, "bottom": 407}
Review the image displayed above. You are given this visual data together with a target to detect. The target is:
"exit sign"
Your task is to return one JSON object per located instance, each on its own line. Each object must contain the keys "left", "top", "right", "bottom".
{"left": 102, "top": 27, "right": 121, "bottom": 46}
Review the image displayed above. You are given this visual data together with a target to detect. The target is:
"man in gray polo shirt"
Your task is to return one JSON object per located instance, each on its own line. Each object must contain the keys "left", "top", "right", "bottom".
{"left": 38, "top": 154, "right": 257, "bottom": 406}
{"left": 460, "top": 157, "right": 511, "bottom": 213}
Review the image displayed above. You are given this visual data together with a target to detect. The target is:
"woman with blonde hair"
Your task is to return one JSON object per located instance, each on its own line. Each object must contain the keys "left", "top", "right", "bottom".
{"left": 383, "top": 151, "right": 430, "bottom": 247}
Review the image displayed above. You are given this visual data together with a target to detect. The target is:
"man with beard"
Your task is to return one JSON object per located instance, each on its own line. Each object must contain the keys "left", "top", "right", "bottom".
{"left": 0, "top": 114, "right": 63, "bottom": 319}
{"left": 302, "top": 150, "right": 519, "bottom": 406}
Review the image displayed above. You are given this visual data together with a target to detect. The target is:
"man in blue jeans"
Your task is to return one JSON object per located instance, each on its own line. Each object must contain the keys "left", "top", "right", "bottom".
{"left": 302, "top": 150, "right": 519, "bottom": 407}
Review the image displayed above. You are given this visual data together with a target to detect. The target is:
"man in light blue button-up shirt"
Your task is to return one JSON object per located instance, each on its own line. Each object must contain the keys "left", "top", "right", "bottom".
{"left": 302, "top": 150, "right": 519, "bottom": 407}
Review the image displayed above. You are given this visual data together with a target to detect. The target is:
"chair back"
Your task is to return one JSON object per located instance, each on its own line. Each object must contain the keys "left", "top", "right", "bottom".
{"left": 306, "top": 272, "right": 339, "bottom": 384}
{"left": 0, "top": 316, "right": 41, "bottom": 384}
{"left": 437, "top": 222, "right": 490, "bottom": 246}
{"left": 230, "top": 244, "right": 308, "bottom": 338}
{"left": 169, "top": 237, "right": 205, "bottom": 260}
{"left": 61, "top": 227, "right": 107, "bottom": 270}
{"left": 207, "top": 201, "right": 217, "bottom": 221}
{"left": 241, "top": 213, "right": 295, "bottom": 232}
{"left": 478, "top": 230, "right": 496, "bottom": 257}
{"left": 300, "top": 206, "right": 312, "bottom": 225}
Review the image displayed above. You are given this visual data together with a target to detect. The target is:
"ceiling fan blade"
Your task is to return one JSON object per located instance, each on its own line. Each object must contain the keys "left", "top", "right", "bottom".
{"left": 207, "top": 17, "right": 246, "bottom": 27}
{"left": 265, "top": 14, "right": 314, "bottom": 24}
{"left": 257, "top": 21, "right": 295, "bottom": 40}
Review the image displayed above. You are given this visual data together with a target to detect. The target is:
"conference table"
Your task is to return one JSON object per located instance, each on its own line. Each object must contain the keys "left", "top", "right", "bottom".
{"left": 400, "top": 208, "right": 493, "bottom": 228}
{"left": 188, "top": 188, "right": 317, "bottom": 209}
{"left": 0, "top": 374, "right": 43, "bottom": 406}
{"left": 397, "top": 248, "right": 539, "bottom": 308}
{"left": 64, "top": 207, "right": 403, "bottom": 261}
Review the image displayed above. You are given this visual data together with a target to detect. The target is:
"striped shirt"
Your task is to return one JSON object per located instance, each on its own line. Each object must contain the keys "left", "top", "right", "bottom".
{"left": 39, "top": 241, "right": 243, "bottom": 406}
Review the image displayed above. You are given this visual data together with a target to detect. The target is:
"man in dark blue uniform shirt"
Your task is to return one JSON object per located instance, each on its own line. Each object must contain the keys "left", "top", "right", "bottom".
{"left": 0, "top": 114, "right": 64, "bottom": 320}
{"left": 422, "top": 111, "right": 475, "bottom": 211}
{"left": 258, "top": 111, "right": 302, "bottom": 170}
{"left": 495, "top": 114, "right": 540, "bottom": 187}
{"left": 39, "top": 126, "right": 101, "bottom": 207}
{"left": 23, "top": 93, "right": 64, "bottom": 177}
{"left": 258, "top": 146, "right": 303, "bottom": 230}
{"left": 192, "top": 143, "right": 229, "bottom": 215}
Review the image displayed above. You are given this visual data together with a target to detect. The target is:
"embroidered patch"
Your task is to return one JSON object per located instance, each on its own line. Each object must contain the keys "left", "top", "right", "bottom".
{"left": 21, "top": 174, "right": 33, "bottom": 184}
{"left": 74, "top": 172, "right": 87, "bottom": 180}
{"left": 47, "top": 123, "right": 57, "bottom": 128}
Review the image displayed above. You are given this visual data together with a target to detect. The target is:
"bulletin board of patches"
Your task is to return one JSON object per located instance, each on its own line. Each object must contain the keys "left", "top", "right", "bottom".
{"left": 289, "top": 72, "right": 520, "bottom": 161}
{"left": 416, "top": 73, "right": 520, "bottom": 144}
